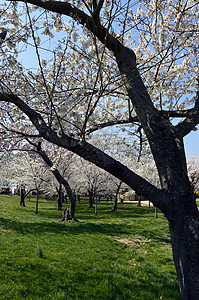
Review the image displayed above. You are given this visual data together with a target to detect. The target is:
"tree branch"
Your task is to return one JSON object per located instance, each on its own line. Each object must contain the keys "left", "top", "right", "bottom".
{"left": 0, "top": 92, "right": 167, "bottom": 211}
{"left": 11, "top": 1, "right": 196, "bottom": 172}
{"left": 86, "top": 116, "right": 139, "bottom": 134}
{"left": 0, "top": 121, "right": 40, "bottom": 139}
{"left": 93, "top": 0, "right": 104, "bottom": 17}
{"left": 5, "top": 0, "right": 196, "bottom": 210}
{"left": 86, "top": 109, "right": 195, "bottom": 134}
{"left": 174, "top": 92, "right": 199, "bottom": 138}
{"left": 12, "top": 0, "right": 122, "bottom": 56}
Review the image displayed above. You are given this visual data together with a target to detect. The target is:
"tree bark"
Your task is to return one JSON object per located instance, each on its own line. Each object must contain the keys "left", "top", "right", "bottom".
{"left": 168, "top": 192, "right": 199, "bottom": 300}
{"left": 59, "top": 207, "right": 78, "bottom": 223}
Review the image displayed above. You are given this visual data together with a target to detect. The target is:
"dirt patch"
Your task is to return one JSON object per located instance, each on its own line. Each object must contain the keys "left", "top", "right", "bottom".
{"left": 113, "top": 235, "right": 150, "bottom": 249}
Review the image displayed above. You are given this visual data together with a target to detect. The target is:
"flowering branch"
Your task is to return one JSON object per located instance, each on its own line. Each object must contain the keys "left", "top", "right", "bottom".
{"left": 0, "top": 91, "right": 167, "bottom": 211}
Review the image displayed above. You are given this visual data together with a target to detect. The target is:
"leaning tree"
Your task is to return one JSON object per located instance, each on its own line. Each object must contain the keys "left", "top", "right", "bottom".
{"left": 27, "top": 140, "right": 78, "bottom": 218}
{"left": 0, "top": 1, "right": 199, "bottom": 298}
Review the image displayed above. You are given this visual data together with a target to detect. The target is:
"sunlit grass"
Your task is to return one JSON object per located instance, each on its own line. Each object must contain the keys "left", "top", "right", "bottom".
{"left": 0, "top": 195, "right": 179, "bottom": 299}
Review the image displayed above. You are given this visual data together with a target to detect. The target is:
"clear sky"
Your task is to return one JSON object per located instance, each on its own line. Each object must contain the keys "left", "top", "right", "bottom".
{"left": 184, "top": 129, "right": 199, "bottom": 158}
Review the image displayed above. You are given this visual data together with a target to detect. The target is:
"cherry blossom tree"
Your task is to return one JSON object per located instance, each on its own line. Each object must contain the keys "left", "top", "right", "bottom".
{"left": 129, "top": 157, "right": 160, "bottom": 188}
{"left": 187, "top": 156, "right": 199, "bottom": 192}
{"left": 3, "top": 151, "right": 56, "bottom": 211}
{"left": 69, "top": 155, "right": 119, "bottom": 208}
{"left": 27, "top": 140, "right": 78, "bottom": 220}
{"left": 0, "top": 1, "right": 199, "bottom": 298}
{"left": 1, "top": 138, "right": 78, "bottom": 219}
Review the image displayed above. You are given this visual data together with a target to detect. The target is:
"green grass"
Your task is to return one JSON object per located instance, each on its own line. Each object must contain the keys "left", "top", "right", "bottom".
{"left": 0, "top": 195, "right": 179, "bottom": 299}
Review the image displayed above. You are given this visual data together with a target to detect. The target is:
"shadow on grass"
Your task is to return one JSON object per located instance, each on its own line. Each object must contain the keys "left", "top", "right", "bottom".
{"left": 11, "top": 203, "right": 159, "bottom": 227}
{"left": 0, "top": 214, "right": 170, "bottom": 245}
{"left": 0, "top": 216, "right": 131, "bottom": 235}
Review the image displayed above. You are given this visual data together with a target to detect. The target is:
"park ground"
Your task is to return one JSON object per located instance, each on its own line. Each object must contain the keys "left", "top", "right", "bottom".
{"left": 0, "top": 195, "right": 181, "bottom": 299}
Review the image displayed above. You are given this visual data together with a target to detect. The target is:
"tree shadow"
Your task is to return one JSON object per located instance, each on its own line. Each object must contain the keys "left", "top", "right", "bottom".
{"left": 0, "top": 216, "right": 131, "bottom": 236}
{"left": 0, "top": 214, "right": 170, "bottom": 245}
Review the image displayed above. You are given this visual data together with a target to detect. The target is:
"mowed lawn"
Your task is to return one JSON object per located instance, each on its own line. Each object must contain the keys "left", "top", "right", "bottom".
{"left": 0, "top": 195, "right": 179, "bottom": 299}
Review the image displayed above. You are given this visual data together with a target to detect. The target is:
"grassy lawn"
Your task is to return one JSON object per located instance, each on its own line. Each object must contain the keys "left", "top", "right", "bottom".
{"left": 0, "top": 195, "right": 179, "bottom": 299}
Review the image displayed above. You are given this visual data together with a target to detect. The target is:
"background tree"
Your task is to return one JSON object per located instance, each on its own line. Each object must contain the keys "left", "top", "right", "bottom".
{"left": 187, "top": 156, "right": 199, "bottom": 192}
{"left": 0, "top": 1, "right": 199, "bottom": 298}
{"left": 69, "top": 155, "right": 119, "bottom": 208}
{"left": 29, "top": 141, "right": 78, "bottom": 220}
{"left": 4, "top": 151, "right": 56, "bottom": 211}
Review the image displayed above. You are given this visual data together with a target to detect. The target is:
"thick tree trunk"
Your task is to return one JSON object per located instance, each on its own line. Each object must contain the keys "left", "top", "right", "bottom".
{"left": 58, "top": 182, "right": 76, "bottom": 219}
{"left": 67, "top": 192, "right": 76, "bottom": 220}
{"left": 167, "top": 191, "right": 199, "bottom": 300}
{"left": 58, "top": 185, "right": 76, "bottom": 221}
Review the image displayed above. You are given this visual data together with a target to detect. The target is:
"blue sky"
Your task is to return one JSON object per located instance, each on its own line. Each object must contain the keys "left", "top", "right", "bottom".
{"left": 184, "top": 130, "right": 199, "bottom": 158}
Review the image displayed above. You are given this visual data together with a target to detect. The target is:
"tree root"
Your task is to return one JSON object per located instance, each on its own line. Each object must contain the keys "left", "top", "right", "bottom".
{"left": 59, "top": 208, "right": 78, "bottom": 223}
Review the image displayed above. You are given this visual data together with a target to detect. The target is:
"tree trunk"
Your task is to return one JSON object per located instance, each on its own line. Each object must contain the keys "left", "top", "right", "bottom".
{"left": 88, "top": 190, "right": 94, "bottom": 208}
{"left": 137, "top": 195, "right": 142, "bottom": 207}
{"left": 33, "top": 143, "right": 77, "bottom": 221}
{"left": 59, "top": 208, "right": 78, "bottom": 223}
{"left": 35, "top": 190, "right": 39, "bottom": 214}
{"left": 57, "top": 183, "right": 62, "bottom": 211}
{"left": 111, "top": 181, "right": 122, "bottom": 212}
{"left": 168, "top": 194, "right": 199, "bottom": 300}
{"left": 69, "top": 193, "right": 76, "bottom": 220}
{"left": 20, "top": 187, "right": 26, "bottom": 207}
{"left": 60, "top": 181, "right": 76, "bottom": 221}
{"left": 20, "top": 195, "right": 25, "bottom": 207}
{"left": 112, "top": 196, "right": 117, "bottom": 212}
{"left": 95, "top": 196, "right": 97, "bottom": 215}
{"left": 155, "top": 207, "right": 158, "bottom": 218}
{"left": 20, "top": 188, "right": 35, "bottom": 207}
